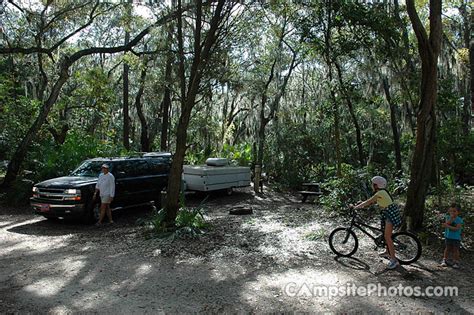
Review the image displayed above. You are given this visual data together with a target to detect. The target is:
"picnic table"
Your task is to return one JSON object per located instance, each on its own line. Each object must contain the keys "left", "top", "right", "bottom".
{"left": 298, "top": 182, "right": 322, "bottom": 203}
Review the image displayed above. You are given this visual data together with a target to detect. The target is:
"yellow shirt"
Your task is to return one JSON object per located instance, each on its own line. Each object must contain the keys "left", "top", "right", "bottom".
{"left": 374, "top": 190, "right": 393, "bottom": 208}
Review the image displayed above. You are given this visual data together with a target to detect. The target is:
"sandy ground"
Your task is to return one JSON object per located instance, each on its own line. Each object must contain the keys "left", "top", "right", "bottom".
{"left": 1, "top": 187, "right": 473, "bottom": 314}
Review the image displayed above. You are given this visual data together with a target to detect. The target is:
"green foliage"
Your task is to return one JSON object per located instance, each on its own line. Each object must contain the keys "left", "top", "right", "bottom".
{"left": 431, "top": 175, "right": 473, "bottom": 210}
{"left": 27, "top": 130, "right": 124, "bottom": 182}
{"left": 137, "top": 207, "right": 168, "bottom": 237}
{"left": 185, "top": 106, "right": 222, "bottom": 163}
{"left": 0, "top": 69, "right": 40, "bottom": 160}
{"left": 436, "top": 78, "right": 474, "bottom": 180}
{"left": 265, "top": 116, "right": 328, "bottom": 189}
{"left": 319, "top": 164, "right": 371, "bottom": 212}
{"left": 58, "top": 66, "right": 115, "bottom": 136}
{"left": 174, "top": 206, "right": 208, "bottom": 238}
{"left": 139, "top": 197, "right": 209, "bottom": 239}
{"left": 222, "top": 143, "right": 252, "bottom": 166}
{"left": 184, "top": 143, "right": 252, "bottom": 167}
{"left": 185, "top": 149, "right": 209, "bottom": 166}
{"left": 425, "top": 177, "right": 473, "bottom": 240}
{"left": 392, "top": 175, "right": 410, "bottom": 195}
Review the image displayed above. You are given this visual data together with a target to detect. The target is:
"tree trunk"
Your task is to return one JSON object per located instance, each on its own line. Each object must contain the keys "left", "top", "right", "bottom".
{"left": 220, "top": 82, "right": 230, "bottom": 149}
{"left": 394, "top": 0, "right": 418, "bottom": 137}
{"left": 404, "top": 100, "right": 416, "bottom": 136}
{"left": 254, "top": 48, "right": 297, "bottom": 192}
{"left": 404, "top": 0, "right": 442, "bottom": 230}
{"left": 122, "top": 3, "right": 132, "bottom": 150}
{"left": 160, "top": 27, "right": 173, "bottom": 152}
{"left": 123, "top": 60, "right": 130, "bottom": 149}
{"left": 135, "top": 62, "right": 150, "bottom": 152}
{"left": 324, "top": 0, "right": 341, "bottom": 177}
{"left": 471, "top": 18, "right": 474, "bottom": 128}
{"left": 331, "top": 84, "right": 342, "bottom": 177}
{"left": 459, "top": 1, "right": 472, "bottom": 134}
{"left": 382, "top": 76, "right": 402, "bottom": 173}
{"left": 254, "top": 108, "right": 268, "bottom": 193}
{"left": 301, "top": 62, "right": 307, "bottom": 129}
{"left": 334, "top": 61, "right": 364, "bottom": 166}
{"left": 164, "top": 0, "right": 228, "bottom": 225}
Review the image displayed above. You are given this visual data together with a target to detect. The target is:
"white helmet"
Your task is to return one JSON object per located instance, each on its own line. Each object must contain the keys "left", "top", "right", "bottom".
{"left": 371, "top": 176, "right": 387, "bottom": 189}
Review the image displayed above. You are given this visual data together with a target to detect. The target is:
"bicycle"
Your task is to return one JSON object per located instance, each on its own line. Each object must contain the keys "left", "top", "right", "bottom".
{"left": 328, "top": 207, "right": 422, "bottom": 264}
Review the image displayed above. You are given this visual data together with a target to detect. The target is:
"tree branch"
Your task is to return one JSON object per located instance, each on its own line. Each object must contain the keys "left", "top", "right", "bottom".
{"left": 406, "top": 0, "right": 430, "bottom": 59}
{"left": 43, "top": 1, "right": 94, "bottom": 31}
{"left": 130, "top": 47, "right": 168, "bottom": 56}
{"left": 49, "top": 1, "right": 102, "bottom": 51}
{"left": 0, "top": 2, "right": 193, "bottom": 58}
{"left": 0, "top": 46, "right": 51, "bottom": 55}
{"left": 67, "top": 5, "right": 190, "bottom": 64}
{"left": 7, "top": 0, "right": 27, "bottom": 14}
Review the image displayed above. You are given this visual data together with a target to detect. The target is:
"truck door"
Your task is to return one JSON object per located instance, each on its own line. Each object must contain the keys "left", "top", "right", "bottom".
{"left": 118, "top": 160, "right": 150, "bottom": 205}
{"left": 111, "top": 161, "right": 132, "bottom": 207}
{"left": 147, "top": 159, "right": 170, "bottom": 197}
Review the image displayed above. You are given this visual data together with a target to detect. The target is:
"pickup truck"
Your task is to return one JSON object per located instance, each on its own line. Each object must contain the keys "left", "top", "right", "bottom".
{"left": 30, "top": 153, "right": 171, "bottom": 223}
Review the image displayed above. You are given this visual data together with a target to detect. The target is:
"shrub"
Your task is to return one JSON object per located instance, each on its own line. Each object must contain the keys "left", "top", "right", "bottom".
{"left": 1, "top": 178, "right": 34, "bottom": 206}
{"left": 319, "top": 164, "right": 372, "bottom": 213}
{"left": 139, "top": 196, "right": 209, "bottom": 239}
{"left": 174, "top": 206, "right": 208, "bottom": 238}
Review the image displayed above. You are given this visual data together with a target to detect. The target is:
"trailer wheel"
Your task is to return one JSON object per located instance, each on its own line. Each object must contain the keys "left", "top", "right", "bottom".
{"left": 226, "top": 187, "right": 233, "bottom": 195}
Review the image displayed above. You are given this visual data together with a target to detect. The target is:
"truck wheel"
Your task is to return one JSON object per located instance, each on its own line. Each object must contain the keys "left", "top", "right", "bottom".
{"left": 226, "top": 187, "right": 233, "bottom": 196}
{"left": 83, "top": 202, "right": 100, "bottom": 224}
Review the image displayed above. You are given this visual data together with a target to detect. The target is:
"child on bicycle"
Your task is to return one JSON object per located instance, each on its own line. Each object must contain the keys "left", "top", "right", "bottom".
{"left": 353, "top": 176, "right": 402, "bottom": 269}
{"left": 441, "top": 203, "right": 463, "bottom": 269}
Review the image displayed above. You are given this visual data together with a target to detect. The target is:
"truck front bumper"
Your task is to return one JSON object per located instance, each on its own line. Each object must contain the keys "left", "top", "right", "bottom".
{"left": 31, "top": 201, "right": 86, "bottom": 218}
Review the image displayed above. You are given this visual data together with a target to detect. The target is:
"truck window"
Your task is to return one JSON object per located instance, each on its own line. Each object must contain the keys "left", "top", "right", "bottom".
{"left": 114, "top": 160, "right": 148, "bottom": 177}
{"left": 148, "top": 159, "right": 169, "bottom": 175}
{"left": 132, "top": 160, "right": 149, "bottom": 176}
{"left": 70, "top": 161, "right": 103, "bottom": 177}
{"left": 114, "top": 161, "right": 131, "bottom": 178}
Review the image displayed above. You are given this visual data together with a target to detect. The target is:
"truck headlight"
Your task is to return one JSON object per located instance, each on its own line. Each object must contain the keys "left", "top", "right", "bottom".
{"left": 64, "top": 189, "right": 81, "bottom": 201}
{"left": 32, "top": 187, "right": 39, "bottom": 193}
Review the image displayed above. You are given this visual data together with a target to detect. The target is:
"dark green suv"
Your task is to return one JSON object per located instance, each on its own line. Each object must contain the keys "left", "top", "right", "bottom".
{"left": 30, "top": 153, "right": 171, "bottom": 223}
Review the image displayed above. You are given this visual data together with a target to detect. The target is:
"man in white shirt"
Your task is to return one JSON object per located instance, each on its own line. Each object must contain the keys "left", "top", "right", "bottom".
{"left": 94, "top": 164, "right": 115, "bottom": 225}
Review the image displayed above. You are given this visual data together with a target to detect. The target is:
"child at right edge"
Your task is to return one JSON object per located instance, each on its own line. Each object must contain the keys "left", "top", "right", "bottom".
{"left": 441, "top": 204, "right": 463, "bottom": 269}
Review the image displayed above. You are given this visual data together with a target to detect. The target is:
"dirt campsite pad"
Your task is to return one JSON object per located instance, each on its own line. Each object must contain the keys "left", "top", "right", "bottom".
{"left": 1, "top": 188, "right": 473, "bottom": 313}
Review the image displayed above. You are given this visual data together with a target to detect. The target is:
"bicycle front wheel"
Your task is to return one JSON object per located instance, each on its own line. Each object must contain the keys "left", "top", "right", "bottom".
{"left": 329, "top": 227, "right": 359, "bottom": 257}
{"left": 392, "top": 231, "right": 422, "bottom": 264}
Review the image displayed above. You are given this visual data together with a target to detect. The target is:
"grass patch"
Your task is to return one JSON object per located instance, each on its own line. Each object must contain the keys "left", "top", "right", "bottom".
{"left": 244, "top": 217, "right": 256, "bottom": 225}
{"left": 304, "top": 228, "right": 327, "bottom": 241}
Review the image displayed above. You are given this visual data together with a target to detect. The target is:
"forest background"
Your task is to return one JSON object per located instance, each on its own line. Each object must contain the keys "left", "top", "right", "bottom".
{"left": 0, "top": 0, "right": 472, "bottom": 231}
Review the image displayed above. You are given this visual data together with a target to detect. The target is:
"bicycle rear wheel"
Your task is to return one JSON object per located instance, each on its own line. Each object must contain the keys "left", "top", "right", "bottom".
{"left": 329, "top": 227, "right": 359, "bottom": 257}
{"left": 392, "top": 231, "right": 422, "bottom": 264}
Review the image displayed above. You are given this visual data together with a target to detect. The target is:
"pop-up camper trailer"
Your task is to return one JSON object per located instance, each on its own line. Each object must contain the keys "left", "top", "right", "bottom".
{"left": 183, "top": 158, "right": 251, "bottom": 194}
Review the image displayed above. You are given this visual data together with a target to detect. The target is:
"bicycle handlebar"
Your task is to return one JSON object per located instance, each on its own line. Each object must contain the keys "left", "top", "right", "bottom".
{"left": 348, "top": 205, "right": 380, "bottom": 222}
{"left": 348, "top": 205, "right": 372, "bottom": 217}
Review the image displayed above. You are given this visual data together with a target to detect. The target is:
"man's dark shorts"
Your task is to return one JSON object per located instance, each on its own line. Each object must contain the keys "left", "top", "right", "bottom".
{"left": 445, "top": 238, "right": 461, "bottom": 248}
